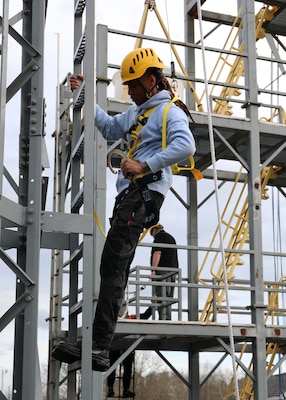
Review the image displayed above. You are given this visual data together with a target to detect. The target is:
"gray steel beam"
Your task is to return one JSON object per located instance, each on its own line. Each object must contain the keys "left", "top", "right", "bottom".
{"left": 187, "top": 177, "right": 200, "bottom": 400}
{"left": 185, "top": 0, "right": 208, "bottom": 16}
{"left": 0, "top": 247, "right": 35, "bottom": 286}
{"left": 0, "top": 290, "right": 34, "bottom": 333}
{"left": 81, "top": 0, "right": 97, "bottom": 398}
{"left": 92, "top": 23, "right": 110, "bottom": 400}
{"left": 239, "top": 1, "right": 268, "bottom": 399}
{"left": 42, "top": 211, "right": 93, "bottom": 234}
{"left": 0, "top": 0, "right": 9, "bottom": 194}
{"left": 184, "top": 0, "right": 196, "bottom": 111}
{"left": 115, "top": 319, "right": 257, "bottom": 337}
{"left": 0, "top": 0, "right": 47, "bottom": 399}
{"left": 20, "top": 0, "right": 45, "bottom": 397}
{"left": 0, "top": 196, "right": 25, "bottom": 227}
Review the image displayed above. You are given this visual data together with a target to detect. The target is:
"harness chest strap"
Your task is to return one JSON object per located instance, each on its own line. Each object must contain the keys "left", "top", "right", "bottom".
{"left": 127, "top": 105, "right": 157, "bottom": 160}
{"left": 129, "top": 96, "right": 202, "bottom": 180}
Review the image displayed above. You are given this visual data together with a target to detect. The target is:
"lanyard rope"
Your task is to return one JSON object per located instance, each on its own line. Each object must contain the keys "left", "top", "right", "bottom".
{"left": 196, "top": 2, "right": 240, "bottom": 399}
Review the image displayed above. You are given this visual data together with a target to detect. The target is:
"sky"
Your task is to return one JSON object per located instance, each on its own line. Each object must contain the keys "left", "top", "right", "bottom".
{"left": 1, "top": 0, "right": 286, "bottom": 396}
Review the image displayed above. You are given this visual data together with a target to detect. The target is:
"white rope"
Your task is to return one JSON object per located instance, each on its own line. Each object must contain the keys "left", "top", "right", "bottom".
{"left": 196, "top": 2, "right": 240, "bottom": 399}
{"left": 164, "top": 0, "right": 173, "bottom": 62}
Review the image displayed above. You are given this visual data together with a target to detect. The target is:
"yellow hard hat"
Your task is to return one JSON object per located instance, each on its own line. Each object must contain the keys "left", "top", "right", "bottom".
{"left": 121, "top": 48, "right": 165, "bottom": 84}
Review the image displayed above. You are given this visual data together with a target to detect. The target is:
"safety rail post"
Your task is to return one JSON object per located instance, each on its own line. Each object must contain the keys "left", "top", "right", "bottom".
{"left": 133, "top": 265, "right": 140, "bottom": 319}
{"left": 177, "top": 268, "right": 182, "bottom": 321}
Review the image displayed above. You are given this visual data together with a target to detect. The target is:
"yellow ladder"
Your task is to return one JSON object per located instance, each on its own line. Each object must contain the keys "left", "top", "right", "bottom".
{"left": 198, "top": 166, "right": 281, "bottom": 323}
{"left": 200, "top": 4, "right": 282, "bottom": 117}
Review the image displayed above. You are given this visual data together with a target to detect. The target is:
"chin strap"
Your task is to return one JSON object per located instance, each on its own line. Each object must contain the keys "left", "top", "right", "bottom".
{"left": 136, "top": 78, "right": 157, "bottom": 99}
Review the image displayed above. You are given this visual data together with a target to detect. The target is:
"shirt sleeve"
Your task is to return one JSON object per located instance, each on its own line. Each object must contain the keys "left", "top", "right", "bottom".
{"left": 95, "top": 104, "right": 137, "bottom": 141}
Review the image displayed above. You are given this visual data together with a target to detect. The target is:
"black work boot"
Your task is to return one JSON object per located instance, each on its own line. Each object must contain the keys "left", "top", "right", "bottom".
{"left": 107, "top": 387, "right": 114, "bottom": 397}
{"left": 52, "top": 341, "right": 110, "bottom": 371}
{"left": 52, "top": 341, "right": 81, "bottom": 363}
{"left": 92, "top": 346, "right": 110, "bottom": 371}
{"left": 123, "top": 389, "right": 135, "bottom": 398}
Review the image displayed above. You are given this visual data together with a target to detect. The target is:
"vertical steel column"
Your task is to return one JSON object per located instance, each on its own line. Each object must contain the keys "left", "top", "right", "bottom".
{"left": 184, "top": 0, "right": 197, "bottom": 111}
{"left": 239, "top": 1, "right": 267, "bottom": 399}
{"left": 18, "top": 0, "right": 45, "bottom": 398}
{"left": 94, "top": 23, "right": 109, "bottom": 296}
{"left": 81, "top": 0, "right": 97, "bottom": 398}
{"left": 14, "top": 0, "right": 31, "bottom": 391}
{"left": 185, "top": 2, "right": 200, "bottom": 398}
{"left": 0, "top": 0, "right": 9, "bottom": 195}
{"left": 0, "top": 0, "right": 45, "bottom": 398}
{"left": 93, "top": 23, "right": 109, "bottom": 400}
{"left": 187, "top": 179, "right": 200, "bottom": 400}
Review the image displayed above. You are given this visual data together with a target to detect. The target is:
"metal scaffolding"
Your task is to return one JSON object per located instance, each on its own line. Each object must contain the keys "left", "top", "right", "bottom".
{"left": 1, "top": 1, "right": 286, "bottom": 400}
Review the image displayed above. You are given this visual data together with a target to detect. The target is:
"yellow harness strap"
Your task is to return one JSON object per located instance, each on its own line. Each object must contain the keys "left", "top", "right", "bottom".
{"left": 162, "top": 97, "right": 203, "bottom": 181}
{"left": 93, "top": 210, "right": 106, "bottom": 238}
{"left": 127, "top": 105, "right": 157, "bottom": 160}
{"left": 93, "top": 207, "right": 149, "bottom": 243}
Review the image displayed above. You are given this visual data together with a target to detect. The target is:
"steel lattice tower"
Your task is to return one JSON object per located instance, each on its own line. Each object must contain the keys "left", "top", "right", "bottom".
{"left": 1, "top": 1, "right": 286, "bottom": 400}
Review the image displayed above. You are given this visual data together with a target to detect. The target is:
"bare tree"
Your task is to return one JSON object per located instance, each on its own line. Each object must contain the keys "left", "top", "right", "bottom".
{"left": 41, "top": 355, "right": 240, "bottom": 400}
{"left": 133, "top": 351, "right": 188, "bottom": 400}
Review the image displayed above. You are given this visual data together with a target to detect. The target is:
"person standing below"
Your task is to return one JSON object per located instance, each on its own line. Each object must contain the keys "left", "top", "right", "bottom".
{"left": 150, "top": 224, "right": 178, "bottom": 320}
{"left": 107, "top": 307, "right": 151, "bottom": 398}
{"left": 107, "top": 350, "right": 135, "bottom": 398}
{"left": 52, "top": 48, "right": 195, "bottom": 371}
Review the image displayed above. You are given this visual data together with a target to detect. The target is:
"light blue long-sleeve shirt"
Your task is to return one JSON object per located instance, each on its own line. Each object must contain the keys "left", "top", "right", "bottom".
{"left": 95, "top": 90, "right": 196, "bottom": 196}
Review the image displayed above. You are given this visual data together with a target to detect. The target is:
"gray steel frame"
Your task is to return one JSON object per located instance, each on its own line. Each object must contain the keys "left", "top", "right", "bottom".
{"left": 1, "top": 1, "right": 286, "bottom": 400}
{"left": 0, "top": 0, "right": 46, "bottom": 399}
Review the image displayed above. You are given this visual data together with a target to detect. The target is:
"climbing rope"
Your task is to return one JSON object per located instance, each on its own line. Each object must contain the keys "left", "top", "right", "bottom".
{"left": 196, "top": 2, "right": 240, "bottom": 399}
{"left": 164, "top": 0, "right": 177, "bottom": 92}
{"left": 164, "top": 0, "right": 173, "bottom": 63}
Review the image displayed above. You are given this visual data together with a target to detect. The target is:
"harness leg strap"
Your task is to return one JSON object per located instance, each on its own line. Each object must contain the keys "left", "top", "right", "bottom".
{"left": 135, "top": 171, "right": 162, "bottom": 228}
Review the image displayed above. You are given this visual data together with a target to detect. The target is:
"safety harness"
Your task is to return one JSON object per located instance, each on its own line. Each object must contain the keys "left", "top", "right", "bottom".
{"left": 107, "top": 97, "right": 202, "bottom": 228}
{"left": 108, "top": 97, "right": 202, "bottom": 180}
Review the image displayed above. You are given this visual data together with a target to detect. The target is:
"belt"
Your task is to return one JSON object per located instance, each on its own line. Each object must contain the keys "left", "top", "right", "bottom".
{"left": 135, "top": 170, "right": 162, "bottom": 188}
